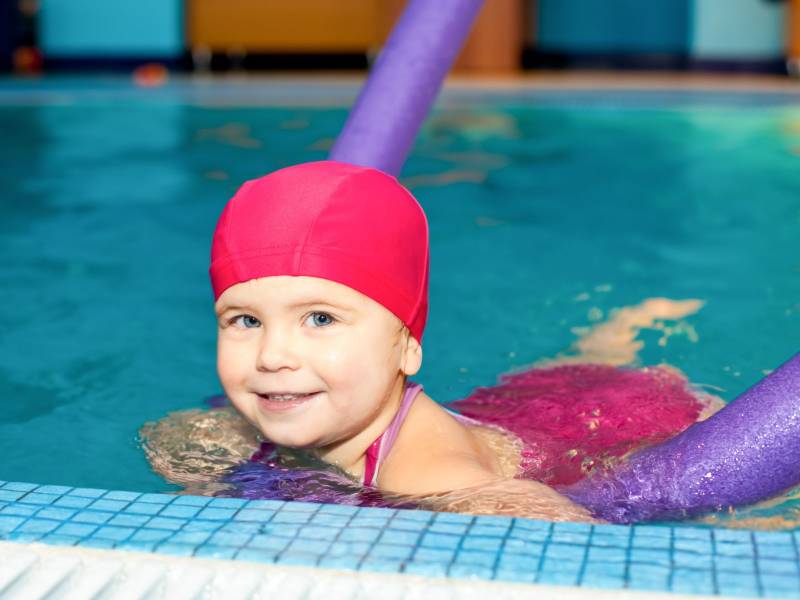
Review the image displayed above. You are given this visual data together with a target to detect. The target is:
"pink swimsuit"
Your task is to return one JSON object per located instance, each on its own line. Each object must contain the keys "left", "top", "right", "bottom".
{"left": 361, "top": 381, "right": 481, "bottom": 487}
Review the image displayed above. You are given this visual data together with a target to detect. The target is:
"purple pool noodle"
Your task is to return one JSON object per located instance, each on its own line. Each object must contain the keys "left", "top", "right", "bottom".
{"left": 329, "top": 0, "right": 485, "bottom": 175}
{"left": 562, "top": 353, "right": 800, "bottom": 523}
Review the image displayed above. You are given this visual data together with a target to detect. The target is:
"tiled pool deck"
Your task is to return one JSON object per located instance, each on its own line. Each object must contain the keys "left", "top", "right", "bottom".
{"left": 1, "top": 481, "right": 799, "bottom": 598}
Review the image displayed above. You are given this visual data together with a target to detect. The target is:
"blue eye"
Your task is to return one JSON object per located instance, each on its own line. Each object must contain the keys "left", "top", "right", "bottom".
{"left": 306, "top": 312, "right": 336, "bottom": 328}
{"left": 232, "top": 314, "right": 261, "bottom": 329}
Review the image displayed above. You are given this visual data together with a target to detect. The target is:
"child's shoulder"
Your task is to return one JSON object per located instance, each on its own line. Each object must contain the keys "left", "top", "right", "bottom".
{"left": 376, "top": 392, "right": 509, "bottom": 495}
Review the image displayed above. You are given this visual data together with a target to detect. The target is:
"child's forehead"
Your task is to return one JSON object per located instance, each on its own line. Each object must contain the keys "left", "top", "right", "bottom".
{"left": 216, "top": 276, "right": 369, "bottom": 311}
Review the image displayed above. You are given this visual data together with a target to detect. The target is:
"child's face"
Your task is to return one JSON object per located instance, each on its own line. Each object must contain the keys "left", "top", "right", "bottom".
{"left": 215, "top": 276, "right": 421, "bottom": 452}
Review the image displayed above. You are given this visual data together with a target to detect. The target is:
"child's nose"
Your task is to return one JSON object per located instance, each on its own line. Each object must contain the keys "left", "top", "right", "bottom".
{"left": 255, "top": 326, "right": 301, "bottom": 372}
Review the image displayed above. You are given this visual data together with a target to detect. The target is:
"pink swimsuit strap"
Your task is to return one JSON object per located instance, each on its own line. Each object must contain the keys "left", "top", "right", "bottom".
{"left": 361, "top": 382, "right": 481, "bottom": 488}
{"left": 362, "top": 381, "right": 424, "bottom": 487}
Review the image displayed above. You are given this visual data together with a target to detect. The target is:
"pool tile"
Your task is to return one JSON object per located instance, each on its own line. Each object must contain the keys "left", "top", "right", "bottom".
{"left": 159, "top": 505, "right": 200, "bottom": 519}
{"left": 497, "top": 552, "right": 538, "bottom": 570}
{"left": 369, "top": 544, "right": 412, "bottom": 560}
{"left": 107, "top": 514, "right": 149, "bottom": 528}
{"left": 137, "top": 493, "right": 175, "bottom": 504}
{"left": 329, "top": 541, "right": 371, "bottom": 557}
{"left": 470, "top": 524, "right": 511, "bottom": 537}
{"left": 156, "top": 542, "right": 196, "bottom": 557}
{"left": 53, "top": 496, "right": 93, "bottom": 509}
{"left": 207, "top": 497, "right": 247, "bottom": 509}
{"left": 360, "top": 558, "right": 404, "bottom": 573}
{"left": 298, "top": 525, "right": 340, "bottom": 541}
{"left": 35, "top": 485, "right": 71, "bottom": 495}
{"left": 280, "top": 501, "right": 319, "bottom": 513}
{"left": 182, "top": 520, "right": 223, "bottom": 532}
{"left": 0, "top": 490, "right": 25, "bottom": 502}
{"left": 246, "top": 499, "right": 285, "bottom": 511}
{"left": 88, "top": 499, "right": 129, "bottom": 512}
{"left": 171, "top": 531, "right": 212, "bottom": 545}
{"left": 93, "top": 526, "right": 135, "bottom": 541}
{"left": 77, "top": 537, "right": 116, "bottom": 550}
{"left": 318, "top": 503, "right": 358, "bottom": 516}
{"left": 1, "top": 504, "right": 37, "bottom": 517}
{"left": 428, "top": 522, "right": 469, "bottom": 535}
{"left": 56, "top": 522, "right": 98, "bottom": 537}
{"left": 146, "top": 517, "right": 186, "bottom": 531}
{"left": 545, "top": 543, "right": 586, "bottom": 560}
{"left": 455, "top": 550, "right": 496, "bottom": 567}
{"left": 276, "top": 551, "right": 322, "bottom": 566}
{"left": 123, "top": 502, "right": 162, "bottom": 516}
{"left": 69, "top": 488, "right": 106, "bottom": 499}
{"left": 287, "top": 538, "right": 329, "bottom": 555}
{"left": 197, "top": 507, "right": 237, "bottom": 521}
{"left": 339, "top": 527, "right": 381, "bottom": 543}
{"left": 2, "top": 482, "right": 38, "bottom": 492}
{"left": 102, "top": 490, "right": 141, "bottom": 502}
{"left": 209, "top": 531, "right": 252, "bottom": 547}
{"left": 420, "top": 532, "right": 460, "bottom": 549}
{"left": 404, "top": 561, "right": 448, "bottom": 577}
{"left": 670, "top": 568, "right": 714, "bottom": 595}
{"left": 270, "top": 510, "right": 311, "bottom": 524}
{"left": 40, "top": 534, "right": 80, "bottom": 546}
{"left": 413, "top": 547, "right": 456, "bottom": 562}
{"left": 35, "top": 506, "right": 74, "bottom": 523}
{"left": 235, "top": 547, "right": 280, "bottom": 563}
{"left": 247, "top": 534, "right": 291, "bottom": 552}
{"left": 18, "top": 493, "right": 60, "bottom": 505}
{"left": 495, "top": 568, "right": 536, "bottom": 583}
{"left": 195, "top": 545, "right": 237, "bottom": 559}
{"left": 714, "top": 541, "right": 754, "bottom": 558}
{"left": 233, "top": 508, "right": 274, "bottom": 523}
{"left": 220, "top": 521, "right": 261, "bottom": 535}
{"left": 0, "top": 515, "right": 25, "bottom": 533}
{"left": 71, "top": 510, "right": 115, "bottom": 525}
{"left": 378, "top": 528, "right": 421, "bottom": 546}
{"left": 758, "top": 558, "right": 798, "bottom": 576}
{"left": 130, "top": 529, "right": 173, "bottom": 543}
{"left": 461, "top": 536, "right": 503, "bottom": 552}
{"left": 317, "top": 555, "right": 361, "bottom": 570}
{"left": 537, "top": 568, "right": 579, "bottom": 586}
{"left": 172, "top": 495, "right": 212, "bottom": 507}
{"left": 116, "top": 540, "right": 157, "bottom": 552}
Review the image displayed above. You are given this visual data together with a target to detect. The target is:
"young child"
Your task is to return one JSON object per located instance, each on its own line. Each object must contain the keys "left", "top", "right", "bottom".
{"left": 206, "top": 159, "right": 596, "bottom": 521}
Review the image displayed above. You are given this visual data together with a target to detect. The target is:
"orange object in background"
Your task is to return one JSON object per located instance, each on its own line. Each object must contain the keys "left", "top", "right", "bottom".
{"left": 133, "top": 63, "right": 169, "bottom": 87}
{"left": 790, "top": 0, "right": 800, "bottom": 74}
{"left": 188, "top": 0, "right": 524, "bottom": 72}
{"left": 188, "top": 0, "right": 383, "bottom": 52}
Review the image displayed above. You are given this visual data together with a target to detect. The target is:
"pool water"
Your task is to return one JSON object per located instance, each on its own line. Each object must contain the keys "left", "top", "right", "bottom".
{"left": 1, "top": 81, "right": 798, "bottom": 524}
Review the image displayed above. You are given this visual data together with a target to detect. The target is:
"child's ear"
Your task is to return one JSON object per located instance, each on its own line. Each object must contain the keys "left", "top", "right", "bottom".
{"left": 401, "top": 333, "right": 423, "bottom": 376}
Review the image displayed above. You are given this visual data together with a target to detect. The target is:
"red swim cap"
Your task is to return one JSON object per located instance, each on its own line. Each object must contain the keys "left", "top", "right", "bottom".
{"left": 210, "top": 161, "right": 429, "bottom": 342}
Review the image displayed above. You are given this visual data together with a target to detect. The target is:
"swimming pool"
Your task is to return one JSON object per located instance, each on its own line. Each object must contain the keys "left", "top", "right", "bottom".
{"left": 1, "top": 76, "right": 799, "bottom": 597}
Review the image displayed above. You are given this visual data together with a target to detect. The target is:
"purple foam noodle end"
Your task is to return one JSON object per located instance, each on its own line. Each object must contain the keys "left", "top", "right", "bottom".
{"left": 329, "top": 0, "right": 485, "bottom": 176}
{"left": 562, "top": 353, "right": 800, "bottom": 523}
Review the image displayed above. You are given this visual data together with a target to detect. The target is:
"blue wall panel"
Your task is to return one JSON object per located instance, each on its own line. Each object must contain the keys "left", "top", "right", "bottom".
{"left": 536, "top": 0, "right": 691, "bottom": 54}
{"left": 691, "top": 0, "right": 785, "bottom": 59}
{"left": 41, "top": 0, "right": 183, "bottom": 58}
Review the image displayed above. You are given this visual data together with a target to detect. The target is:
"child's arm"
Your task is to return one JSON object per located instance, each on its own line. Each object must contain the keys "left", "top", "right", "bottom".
{"left": 419, "top": 473, "right": 597, "bottom": 523}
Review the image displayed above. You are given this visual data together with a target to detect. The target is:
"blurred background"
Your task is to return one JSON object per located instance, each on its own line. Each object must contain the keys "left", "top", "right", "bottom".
{"left": 1, "top": 0, "right": 799, "bottom": 78}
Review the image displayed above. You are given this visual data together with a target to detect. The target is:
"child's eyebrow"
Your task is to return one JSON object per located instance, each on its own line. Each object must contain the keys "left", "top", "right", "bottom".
{"left": 216, "top": 299, "right": 354, "bottom": 315}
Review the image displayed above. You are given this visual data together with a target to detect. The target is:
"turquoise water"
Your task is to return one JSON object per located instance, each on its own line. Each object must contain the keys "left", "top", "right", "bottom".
{"left": 1, "top": 83, "right": 798, "bottom": 500}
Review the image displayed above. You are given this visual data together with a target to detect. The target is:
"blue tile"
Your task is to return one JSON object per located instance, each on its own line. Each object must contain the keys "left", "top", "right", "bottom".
{"left": 588, "top": 546, "right": 626, "bottom": 563}
{"left": 551, "top": 531, "right": 590, "bottom": 545}
{"left": 146, "top": 517, "right": 186, "bottom": 531}
{"left": 715, "top": 556, "right": 755, "bottom": 573}
{"left": 674, "top": 537, "right": 711, "bottom": 553}
{"left": 670, "top": 569, "right": 714, "bottom": 595}
{"left": 420, "top": 532, "right": 460, "bottom": 549}
{"left": 260, "top": 524, "right": 301, "bottom": 538}
{"left": 584, "top": 561, "right": 626, "bottom": 578}
{"left": 77, "top": 538, "right": 116, "bottom": 549}
{"left": 182, "top": 520, "right": 222, "bottom": 533}
{"left": 674, "top": 528, "right": 710, "bottom": 541}
{"left": 207, "top": 497, "right": 247, "bottom": 509}
{"left": 537, "top": 569, "right": 579, "bottom": 586}
{"left": 276, "top": 551, "right": 321, "bottom": 566}
{"left": 102, "top": 491, "right": 141, "bottom": 502}
{"left": 56, "top": 522, "right": 97, "bottom": 537}
{"left": 318, "top": 556, "right": 361, "bottom": 570}
{"left": 72, "top": 511, "right": 114, "bottom": 525}
{"left": 717, "top": 574, "right": 760, "bottom": 597}
{"left": 5, "top": 531, "right": 43, "bottom": 542}
{"left": 54, "top": 496, "right": 93, "bottom": 509}
{"left": 545, "top": 543, "right": 586, "bottom": 560}
{"left": 130, "top": 529, "right": 173, "bottom": 543}
{"left": 235, "top": 548, "right": 280, "bottom": 564}
{"left": 195, "top": 545, "right": 237, "bottom": 559}
{"left": 462, "top": 536, "right": 503, "bottom": 552}
{"left": 540, "top": 557, "right": 581, "bottom": 574}
{"left": 246, "top": 499, "right": 285, "bottom": 511}
{"left": 197, "top": 508, "right": 237, "bottom": 521}
{"left": 429, "top": 522, "right": 469, "bottom": 535}
{"left": 93, "top": 526, "right": 135, "bottom": 541}
{"left": 309, "top": 513, "right": 349, "bottom": 527}
{"left": 673, "top": 552, "right": 712, "bottom": 569}
{"left": 387, "top": 518, "right": 427, "bottom": 532}
{"left": 18, "top": 519, "right": 61, "bottom": 534}
{"left": 270, "top": 511, "right": 311, "bottom": 524}
{"left": 36, "top": 485, "right": 71, "bottom": 495}
{"left": 503, "top": 538, "right": 544, "bottom": 554}
{"left": 247, "top": 535, "right": 291, "bottom": 551}
{"left": 360, "top": 558, "right": 404, "bottom": 573}
{"left": 209, "top": 531, "right": 252, "bottom": 547}
{"left": 404, "top": 561, "right": 448, "bottom": 577}
{"left": 758, "top": 544, "right": 795, "bottom": 560}
{"left": 378, "top": 529, "right": 420, "bottom": 546}
{"left": 0, "top": 490, "right": 25, "bottom": 502}
{"left": 233, "top": 509, "right": 274, "bottom": 523}
{"left": 69, "top": 488, "right": 105, "bottom": 498}
{"left": 159, "top": 505, "right": 200, "bottom": 519}
{"left": 221, "top": 521, "right": 261, "bottom": 535}
{"left": 629, "top": 547, "right": 670, "bottom": 566}
{"left": 173, "top": 495, "right": 212, "bottom": 507}
{"left": 470, "top": 524, "right": 511, "bottom": 537}
{"left": 88, "top": 499, "right": 129, "bottom": 512}
{"left": 715, "top": 529, "right": 754, "bottom": 544}
{"left": 392, "top": 510, "right": 432, "bottom": 522}
{"left": 171, "top": 531, "right": 212, "bottom": 545}
{"left": 591, "top": 532, "right": 631, "bottom": 548}
{"left": 509, "top": 527, "right": 549, "bottom": 542}
{"left": 714, "top": 541, "right": 753, "bottom": 558}
{"left": 280, "top": 501, "right": 319, "bottom": 513}
{"left": 761, "top": 575, "right": 800, "bottom": 593}
{"left": 758, "top": 559, "right": 798, "bottom": 576}
{"left": 19, "top": 493, "right": 60, "bottom": 505}
{"left": 0, "top": 515, "right": 25, "bottom": 533}
{"left": 581, "top": 571, "right": 626, "bottom": 589}
{"left": 40, "top": 534, "right": 80, "bottom": 546}
{"left": 634, "top": 525, "right": 672, "bottom": 538}
{"left": 455, "top": 550, "right": 496, "bottom": 567}
{"left": 498, "top": 552, "right": 538, "bottom": 569}
{"left": 553, "top": 521, "right": 592, "bottom": 534}
{"left": 2, "top": 482, "right": 38, "bottom": 492}
{"left": 632, "top": 535, "right": 671, "bottom": 550}
{"left": 369, "top": 544, "right": 412, "bottom": 560}
{"left": 33, "top": 507, "right": 74, "bottom": 522}
{"left": 1, "top": 504, "right": 37, "bottom": 517}
{"left": 137, "top": 493, "right": 175, "bottom": 505}
{"left": 298, "top": 525, "right": 340, "bottom": 541}
{"left": 511, "top": 519, "right": 551, "bottom": 532}
{"left": 124, "top": 503, "right": 162, "bottom": 516}
{"left": 287, "top": 538, "right": 329, "bottom": 555}
{"left": 329, "top": 541, "right": 371, "bottom": 557}
{"left": 107, "top": 514, "right": 149, "bottom": 528}
{"left": 339, "top": 527, "right": 381, "bottom": 543}
{"left": 755, "top": 531, "right": 793, "bottom": 545}
{"left": 433, "top": 511, "right": 472, "bottom": 524}
{"left": 628, "top": 564, "right": 670, "bottom": 585}
{"left": 413, "top": 547, "right": 456, "bottom": 562}
{"left": 156, "top": 543, "right": 196, "bottom": 557}
{"left": 350, "top": 517, "right": 391, "bottom": 529}
{"left": 318, "top": 504, "right": 358, "bottom": 516}
{"left": 473, "top": 514, "right": 513, "bottom": 527}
